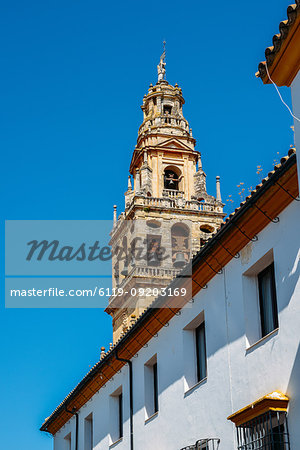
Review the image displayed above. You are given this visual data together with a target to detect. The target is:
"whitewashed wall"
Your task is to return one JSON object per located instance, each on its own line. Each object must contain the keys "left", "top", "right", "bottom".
{"left": 292, "top": 70, "right": 300, "bottom": 185}
{"left": 53, "top": 198, "right": 300, "bottom": 450}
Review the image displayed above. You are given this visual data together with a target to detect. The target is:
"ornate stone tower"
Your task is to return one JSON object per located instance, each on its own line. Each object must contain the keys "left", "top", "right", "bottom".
{"left": 106, "top": 51, "right": 225, "bottom": 342}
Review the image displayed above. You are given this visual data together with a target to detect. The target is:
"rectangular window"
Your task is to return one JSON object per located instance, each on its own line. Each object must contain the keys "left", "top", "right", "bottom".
{"left": 236, "top": 411, "right": 289, "bottom": 449}
{"left": 163, "top": 105, "right": 172, "bottom": 115}
{"left": 144, "top": 355, "right": 159, "bottom": 419}
{"left": 153, "top": 362, "right": 158, "bottom": 414}
{"left": 183, "top": 311, "right": 207, "bottom": 391}
{"left": 64, "top": 433, "right": 71, "bottom": 450}
{"left": 118, "top": 393, "right": 123, "bottom": 439}
{"left": 258, "top": 263, "right": 278, "bottom": 337}
{"left": 84, "top": 413, "right": 93, "bottom": 450}
{"left": 109, "top": 387, "right": 123, "bottom": 444}
{"left": 195, "top": 322, "right": 207, "bottom": 383}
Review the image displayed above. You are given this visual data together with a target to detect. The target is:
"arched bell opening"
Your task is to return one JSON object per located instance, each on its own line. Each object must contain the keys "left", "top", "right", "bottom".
{"left": 163, "top": 165, "right": 182, "bottom": 191}
{"left": 171, "top": 223, "right": 190, "bottom": 268}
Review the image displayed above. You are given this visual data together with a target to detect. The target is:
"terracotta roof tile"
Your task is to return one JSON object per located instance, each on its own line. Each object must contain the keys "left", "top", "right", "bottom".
{"left": 256, "top": 1, "right": 300, "bottom": 81}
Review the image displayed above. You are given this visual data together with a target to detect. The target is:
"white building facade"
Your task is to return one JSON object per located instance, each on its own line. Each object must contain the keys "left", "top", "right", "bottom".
{"left": 44, "top": 147, "right": 299, "bottom": 450}
{"left": 292, "top": 71, "right": 300, "bottom": 175}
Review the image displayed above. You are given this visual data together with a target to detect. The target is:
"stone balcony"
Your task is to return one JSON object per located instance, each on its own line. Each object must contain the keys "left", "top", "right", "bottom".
{"left": 133, "top": 195, "right": 221, "bottom": 213}
{"left": 108, "top": 264, "right": 185, "bottom": 308}
{"left": 138, "top": 114, "right": 190, "bottom": 137}
{"left": 117, "top": 264, "right": 182, "bottom": 290}
{"left": 114, "top": 194, "right": 223, "bottom": 235}
{"left": 162, "top": 189, "right": 184, "bottom": 199}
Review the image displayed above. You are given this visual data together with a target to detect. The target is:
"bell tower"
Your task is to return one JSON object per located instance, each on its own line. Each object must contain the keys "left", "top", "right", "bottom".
{"left": 106, "top": 50, "right": 225, "bottom": 343}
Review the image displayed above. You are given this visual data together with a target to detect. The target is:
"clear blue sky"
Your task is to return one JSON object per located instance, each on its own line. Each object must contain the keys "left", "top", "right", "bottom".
{"left": 0, "top": 0, "right": 295, "bottom": 448}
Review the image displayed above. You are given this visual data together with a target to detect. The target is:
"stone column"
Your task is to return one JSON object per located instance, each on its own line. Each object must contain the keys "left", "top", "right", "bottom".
{"left": 216, "top": 176, "right": 222, "bottom": 202}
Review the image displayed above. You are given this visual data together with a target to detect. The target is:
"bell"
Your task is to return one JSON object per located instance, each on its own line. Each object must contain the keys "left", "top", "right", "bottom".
{"left": 173, "top": 252, "right": 186, "bottom": 268}
{"left": 148, "top": 252, "right": 160, "bottom": 266}
{"left": 121, "top": 263, "right": 128, "bottom": 276}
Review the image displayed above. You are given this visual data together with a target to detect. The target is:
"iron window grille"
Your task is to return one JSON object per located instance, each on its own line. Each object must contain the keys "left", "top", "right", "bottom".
{"left": 181, "top": 438, "right": 220, "bottom": 450}
{"left": 236, "top": 411, "right": 290, "bottom": 449}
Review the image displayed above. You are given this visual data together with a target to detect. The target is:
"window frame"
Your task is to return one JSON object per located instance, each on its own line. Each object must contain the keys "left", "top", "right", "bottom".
{"left": 153, "top": 362, "right": 158, "bottom": 414}
{"left": 64, "top": 432, "right": 71, "bottom": 450}
{"left": 144, "top": 354, "right": 159, "bottom": 420}
{"left": 118, "top": 392, "right": 123, "bottom": 439}
{"left": 84, "top": 413, "right": 93, "bottom": 450}
{"left": 195, "top": 321, "right": 207, "bottom": 383}
{"left": 258, "top": 262, "right": 279, "bottom": 338}
{"left": 109, "top": 386, "right": 123, "bottom": 445}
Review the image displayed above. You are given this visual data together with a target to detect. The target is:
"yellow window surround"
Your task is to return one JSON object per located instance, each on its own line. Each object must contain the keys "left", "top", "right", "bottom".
{"left": 227, "top": 391, "right": 289, "bottom": 426}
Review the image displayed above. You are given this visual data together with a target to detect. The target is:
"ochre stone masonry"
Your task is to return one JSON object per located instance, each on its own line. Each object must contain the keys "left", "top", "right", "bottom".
{"left": 106, "top": 69, "right": 225, "bottom": 342}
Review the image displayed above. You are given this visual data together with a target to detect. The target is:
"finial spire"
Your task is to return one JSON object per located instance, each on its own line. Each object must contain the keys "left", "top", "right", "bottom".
{"left": 157, "top": 41, "right": 166, "bottom": 82}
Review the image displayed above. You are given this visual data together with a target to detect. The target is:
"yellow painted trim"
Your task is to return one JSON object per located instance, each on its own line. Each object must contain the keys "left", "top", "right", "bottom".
{"left": 227, "top": 391, "right": 289, "bottom": 426}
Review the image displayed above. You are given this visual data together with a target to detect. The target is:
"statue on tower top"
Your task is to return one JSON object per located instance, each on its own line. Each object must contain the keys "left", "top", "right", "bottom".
{"left": 157, "top": 41, "right": 166, "bottom": 82}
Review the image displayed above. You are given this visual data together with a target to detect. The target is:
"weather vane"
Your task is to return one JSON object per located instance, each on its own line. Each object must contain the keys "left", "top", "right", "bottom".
{"left": 157, "top": 41, "right": 166, "bottom": 82}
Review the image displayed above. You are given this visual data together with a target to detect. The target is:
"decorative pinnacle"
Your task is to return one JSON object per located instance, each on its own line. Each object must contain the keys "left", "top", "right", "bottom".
{"left": 100, "top": 346, "right": 106, "bottom": 360}
{"left": 216, "top": 176, "right": 222, "bottom": 202}
{"left": 157, "top": 41, "right": 166, "bottom": 82}
{"left": 113, "top": 205, "right": 117, "bottom": 226}
{"left": 128, "top": 175, "right": 132, "bottom": 191}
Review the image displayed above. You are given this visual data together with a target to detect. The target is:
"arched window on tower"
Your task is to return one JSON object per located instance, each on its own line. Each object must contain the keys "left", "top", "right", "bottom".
{"left": 163, "top": 105, "right": 172, "bottom": 115}
{"left": 164, "top": 167, "right": 181, "bottom": 191}
{"left": 171, "top": 223, "right": 190, "bottom": 268}
{"left": 200, "top": 224, "right": 215, "bottom": 248}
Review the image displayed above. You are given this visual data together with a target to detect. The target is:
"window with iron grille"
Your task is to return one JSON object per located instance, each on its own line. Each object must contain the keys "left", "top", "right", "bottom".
{"left": 236, "top": 411, "right": 290, "bottom": 449}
